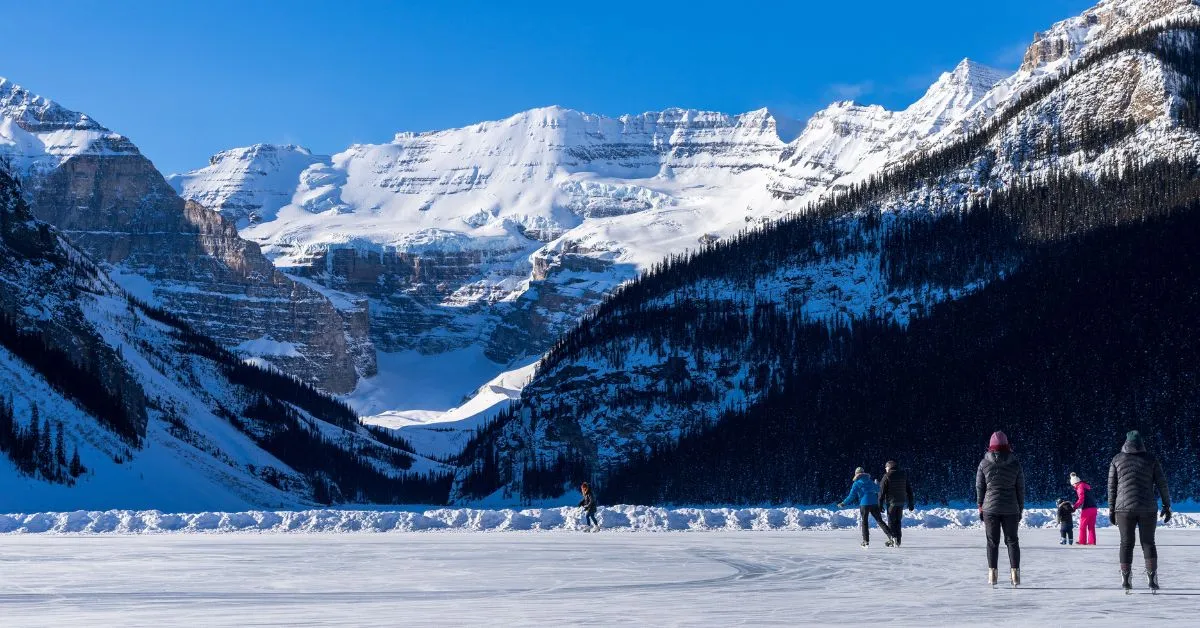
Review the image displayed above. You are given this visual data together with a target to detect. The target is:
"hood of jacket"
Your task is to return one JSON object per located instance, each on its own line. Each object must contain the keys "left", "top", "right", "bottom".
{"left": 986, "top": 450, "right": 1016, "bottom": 464}
{"left": 1122, "top": 441, "right": 1147, "bottom": 454}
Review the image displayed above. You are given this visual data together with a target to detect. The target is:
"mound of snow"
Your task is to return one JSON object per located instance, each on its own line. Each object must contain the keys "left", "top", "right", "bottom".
{"left": 1, "top": 507, "right": 1195, "bottom": 534}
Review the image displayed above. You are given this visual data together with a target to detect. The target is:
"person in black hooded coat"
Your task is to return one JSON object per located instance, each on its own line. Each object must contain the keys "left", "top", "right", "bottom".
{"left": 878, "top": 460, "right": 914, "bottom": 546}
{"left": 976, "top": 430, "right": 1024, "bottom": 587}
{"left": 1108, "top": 430, "right": 1171, "bottom": 590}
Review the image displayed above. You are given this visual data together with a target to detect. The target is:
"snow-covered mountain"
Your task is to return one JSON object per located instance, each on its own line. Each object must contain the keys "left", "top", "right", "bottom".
{"left": 0, "top": 165, "right": 446, "bottom": 511}
{"left": 445, "top": 0, "right": 1200, "bottom": 503}
{"left": 171, "top": 53, "right": 1023, "bottom": 440}
{"left": 0, "top": 80, "right": 374, "bottom": 393}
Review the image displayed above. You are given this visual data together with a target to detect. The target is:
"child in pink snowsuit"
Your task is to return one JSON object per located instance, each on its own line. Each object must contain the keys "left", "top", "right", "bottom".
{"left": 1070, "top": 472, "right": 1098, "bottom": 545}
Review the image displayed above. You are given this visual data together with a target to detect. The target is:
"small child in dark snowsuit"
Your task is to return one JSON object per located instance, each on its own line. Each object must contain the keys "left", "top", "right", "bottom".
{"left": 1056, "top": 498, "right": 1075, "bottom": 545}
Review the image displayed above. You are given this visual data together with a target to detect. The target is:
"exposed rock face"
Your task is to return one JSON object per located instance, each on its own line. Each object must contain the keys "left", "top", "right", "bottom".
{"left": 1020, "top": 0, "right": 1197, "bottom": 71}
{"left": 174, "top": 107, "right": 800, "bottom": 382}
{"left": 0, "top": 79, "right": 372, "bottom": 393}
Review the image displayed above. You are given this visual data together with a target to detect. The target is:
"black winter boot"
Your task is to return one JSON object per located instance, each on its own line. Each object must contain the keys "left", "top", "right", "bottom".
{"left": 1120, "top": 564, "right": 1132, "bottom": 590}
{"left": 1146, "top": 559, "right": 1159, "bottom": 591}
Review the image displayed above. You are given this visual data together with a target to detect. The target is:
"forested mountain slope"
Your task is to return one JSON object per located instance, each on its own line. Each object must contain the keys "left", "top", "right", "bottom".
{"left": 452, "top": 18, "right": 1200, "bottom": 505}
{"left": 0, "top": 166, "right": 448, "bottom": 511}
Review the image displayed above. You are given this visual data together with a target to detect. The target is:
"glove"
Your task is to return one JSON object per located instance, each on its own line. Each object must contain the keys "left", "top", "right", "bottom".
{"left": 1109, "top": 511, "right": 1116, "bottom": 525}
{"left": 1162, "top": 507, "right": 1172, "bottom": 523}
{"left": 837, "top": 503, "right": 845, "bottom": 509}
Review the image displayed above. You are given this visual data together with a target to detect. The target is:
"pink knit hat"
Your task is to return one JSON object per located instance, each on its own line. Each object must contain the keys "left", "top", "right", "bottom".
{"left": 988, "top": 431, "right": 1010, "bottom": 452}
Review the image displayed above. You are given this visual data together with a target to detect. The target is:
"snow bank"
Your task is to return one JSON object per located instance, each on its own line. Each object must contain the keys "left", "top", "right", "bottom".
{"left": 1, "top": 506, "right": 1197, "bottom": 534}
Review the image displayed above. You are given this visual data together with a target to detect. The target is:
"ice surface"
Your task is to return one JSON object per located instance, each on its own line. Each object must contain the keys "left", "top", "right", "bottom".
{"left": 0, "top": 529, "right": 1196, "bottom": 626}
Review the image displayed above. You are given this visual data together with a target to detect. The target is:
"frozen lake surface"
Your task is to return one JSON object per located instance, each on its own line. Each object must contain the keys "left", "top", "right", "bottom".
{"left": 0, "top": 529, "right": 1196, "bottom": 626}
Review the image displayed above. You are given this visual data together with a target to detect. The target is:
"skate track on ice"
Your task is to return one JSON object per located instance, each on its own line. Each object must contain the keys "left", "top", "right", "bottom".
{"left": 0, "top": 529, "right": 1196, "bottom": 626}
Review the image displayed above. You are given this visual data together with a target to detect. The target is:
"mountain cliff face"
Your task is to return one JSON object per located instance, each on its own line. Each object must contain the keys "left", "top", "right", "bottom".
{"left": 0, "top": 165, "right": 446, "bottom": 510}
{"left": 446, "top": 1, "right": 1200, "bottom": 503}
{"left": 0, "top": 81, "right": 373, "bottom": 393}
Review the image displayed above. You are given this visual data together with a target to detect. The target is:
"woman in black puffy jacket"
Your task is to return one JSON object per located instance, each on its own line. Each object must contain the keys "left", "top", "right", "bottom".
{"left": 1108, "top": 430, "right": 1171, "bottom": 591}
{"left": 976, "top": 431, "right": 1024, "bottom": 587}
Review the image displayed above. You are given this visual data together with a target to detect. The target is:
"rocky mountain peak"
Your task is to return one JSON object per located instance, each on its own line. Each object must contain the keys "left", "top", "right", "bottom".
{"left": 207, "top": 143, "right": 315, "bottom": 167}
{"left": 1020, "top": 0, "right": 1200, "bottom": 72}
{"left": 0, "top": 77, "right": 140, "bottom": 177}
{"left": 0, "top": 77, "right": 108, "bottom": 133}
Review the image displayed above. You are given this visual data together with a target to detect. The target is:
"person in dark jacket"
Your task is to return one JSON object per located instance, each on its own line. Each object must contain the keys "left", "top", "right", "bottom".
{"left": 976, "top": 431, "right": 1024, "bottom": 586}
{"left": 1055, "top": 498, "right": 1075, "bottom": 545}
{"left": 839, "top": 467, "right": 895, "bottom": 548}
{"left": 878, "top": 460, "right": 915, "bottom": 547}
{"left": 577, "top": 482, "right": 599, "bottom": 532}
{"left": 1108, "top": 430, "right": 1171, "bottom": 590}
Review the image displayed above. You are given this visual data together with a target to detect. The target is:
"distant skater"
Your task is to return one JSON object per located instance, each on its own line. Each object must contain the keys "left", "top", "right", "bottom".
{"left": 1069, "top": 472, "right": 1098, "bottom": 545}
{"left": 976, "top": 431, "right": 1024, "bottom": 587}
{"left": 878, "top": 460, "right": 915, "bottom": 547}
{"left": 1108, "top": 431, "right": 1171, "bottom": 591}
{"left": 1055, "top": 498, "right": 1075, "bottom": 545}
{"left": 838, "top": 466, "right": 895, "bottom": 548}
{"left": 578, "top": 482, "right": 599, "bottom": 532}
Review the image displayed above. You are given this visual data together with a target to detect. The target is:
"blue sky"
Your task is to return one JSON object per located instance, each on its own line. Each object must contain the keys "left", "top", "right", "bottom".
{"left": 0, "top": 1, "right": 1096, "bottom": 174}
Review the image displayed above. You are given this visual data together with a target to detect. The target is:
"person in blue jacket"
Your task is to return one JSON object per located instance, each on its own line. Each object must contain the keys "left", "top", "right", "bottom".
{"left": 839, "top": 467, "right": 896, "bottom": 547}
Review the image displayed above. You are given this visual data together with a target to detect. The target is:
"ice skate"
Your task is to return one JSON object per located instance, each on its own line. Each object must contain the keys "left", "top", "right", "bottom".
{"left": 1009, "top": 568, "right": 1020, "bottom": 587}
{"left": 987, "top": 568, "right": 998, "bottom": 586}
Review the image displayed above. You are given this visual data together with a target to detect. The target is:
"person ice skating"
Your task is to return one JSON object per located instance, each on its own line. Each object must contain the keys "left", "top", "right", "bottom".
{"left": 578, "top": 482, "right": 599, "bottom": 532}
{"left": 878, "top": 460, "right": 914, "bottom": 547}
{"left": 838, "top": 467, "right": 895, "bottom": 548}
{"left": 976, "top": 431, "right": 1024, "bottom": 587}
{"left": 1108, "top": 430, "right": 1171, "bottom": 591}
{"left": 1069, "top": 472, "right": 1098, "bottom": 545}
{"left": 1055, "top": 498, "right": 1075, "bottom": 545}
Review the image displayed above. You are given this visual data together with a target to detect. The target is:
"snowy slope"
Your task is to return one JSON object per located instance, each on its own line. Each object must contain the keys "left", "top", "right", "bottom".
{"left": 167, "top": 144, "right": 327, "bottom": 228}
{"left": 0, "top": 166, "right": 446, "bottom": 512}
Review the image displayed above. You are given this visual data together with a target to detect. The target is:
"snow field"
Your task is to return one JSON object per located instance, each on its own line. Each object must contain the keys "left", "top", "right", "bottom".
{"left": 1, "top": 506, "right": 1196, "bottom": 535}
{"left": 0, "top": 529, "right": 1196, "bottom": 626}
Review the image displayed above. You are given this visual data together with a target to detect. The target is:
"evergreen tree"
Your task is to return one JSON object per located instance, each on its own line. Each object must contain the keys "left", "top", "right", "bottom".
{"left": 27, "top": 405, "right": 40, "bottom": 466}
{"left": 37, "top": 416, "right": 51, "bottom": 475}
{"left": 69, "top": 447, "right": 84, "bottom": 478}
{"left": 55, "top": 421, "right": 67, "bottom": 469}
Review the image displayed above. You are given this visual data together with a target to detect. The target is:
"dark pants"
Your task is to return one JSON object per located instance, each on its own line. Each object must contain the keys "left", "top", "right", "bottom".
{"left": 858, "top": 505, "right": 892, "bottom": 542}
{"left": 1116, "top": 511, "right": 1157, "bottom": 565}
{"left": 886, "top": 505, "right": 904, "bottom": 542}
{"left": 1060, "top": 528, "right": 1073, "bottom": 543}
{"left": 983, "top": 513, "right": 1020, "bottom": 569}
{"left": 585, "top": 510, "right": 598, "bottom": 527}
